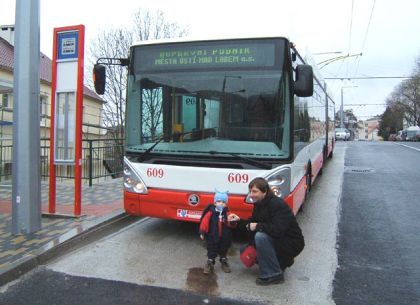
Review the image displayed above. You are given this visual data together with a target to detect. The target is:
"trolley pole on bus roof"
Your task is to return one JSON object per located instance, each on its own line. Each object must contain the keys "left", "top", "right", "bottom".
{"left": 12, "top": 0, "right": 42, "bottom": 234}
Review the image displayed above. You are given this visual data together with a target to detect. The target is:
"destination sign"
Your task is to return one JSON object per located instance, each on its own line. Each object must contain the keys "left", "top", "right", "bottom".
{"left": 133, "top": 40, "right": 279, "bottom": 72}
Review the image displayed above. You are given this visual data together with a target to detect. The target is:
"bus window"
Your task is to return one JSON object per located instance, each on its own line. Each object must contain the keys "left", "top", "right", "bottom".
{"left": 204, "top": 99, "right": 220, "bottom": 131}
{"left": 140, "top": 79, "right": 164, "bottom": 143}
{"left": 173, "top": 95, "right": 220, "bottom": 141}
{"left": 180, "top": 95, "right": 197, "bottom": 133}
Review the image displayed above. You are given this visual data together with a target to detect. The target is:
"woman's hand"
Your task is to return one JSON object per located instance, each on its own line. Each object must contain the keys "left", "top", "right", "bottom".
{"left": 228, "top": 213, "right": 240, "bottom": 222}
{"left": 246, "top": 222, "right": 258, "bottom": 231}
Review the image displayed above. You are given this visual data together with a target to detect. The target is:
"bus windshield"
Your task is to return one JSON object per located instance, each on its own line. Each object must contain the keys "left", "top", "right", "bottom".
{"left": 125, "top": 38, "right": 291, "bottom": 160}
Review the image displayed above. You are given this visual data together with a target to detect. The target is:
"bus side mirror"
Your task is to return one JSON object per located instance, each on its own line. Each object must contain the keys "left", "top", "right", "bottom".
{"left": 294, "top": 65, "right": 313, "bottom": 97}
{"left": 93, "top": 64, "right": 106, "bottom": 95}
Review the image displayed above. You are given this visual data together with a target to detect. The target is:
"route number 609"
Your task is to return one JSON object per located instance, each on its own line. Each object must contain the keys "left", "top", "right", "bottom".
{"left": 146, "top": 168, "right": 164, "bottom": 178}
{"left": 227, "top": 172, "right": 249, "bottom": 183}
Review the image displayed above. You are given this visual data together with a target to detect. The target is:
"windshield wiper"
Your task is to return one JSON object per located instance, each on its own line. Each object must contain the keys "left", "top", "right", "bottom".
{"left": 138, "top": 130, "right": 193, "bottom": 162}
{"left": 208, "top": 150, "right": 272, "bottom": 170}
{"left": 138, "top": 128, "right": 213, "bottom": 162}
{"left": 138, "top": 136, "right": 273, "bottom": 169}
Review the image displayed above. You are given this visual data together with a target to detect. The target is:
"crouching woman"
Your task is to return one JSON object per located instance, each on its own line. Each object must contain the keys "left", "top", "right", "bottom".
{"left": 245, "top": 177, "right": 305, "bottom": 286}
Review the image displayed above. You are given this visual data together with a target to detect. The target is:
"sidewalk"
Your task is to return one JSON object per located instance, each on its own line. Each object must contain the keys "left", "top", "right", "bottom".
{"left": 0, "top": 178, "right": 125, "bottom": 285}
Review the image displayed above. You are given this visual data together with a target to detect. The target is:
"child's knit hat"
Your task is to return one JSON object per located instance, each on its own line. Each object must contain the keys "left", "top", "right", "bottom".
{"left": 214, "top": 190, "right": 228, "bottom": 204}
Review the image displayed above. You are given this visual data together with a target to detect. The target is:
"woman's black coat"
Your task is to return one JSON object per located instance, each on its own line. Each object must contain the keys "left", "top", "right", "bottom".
{"left": 247, "top": 193, "right": 305, "bottom": 269}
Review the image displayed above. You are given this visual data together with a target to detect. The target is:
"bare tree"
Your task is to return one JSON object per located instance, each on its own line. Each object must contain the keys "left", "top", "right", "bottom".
{"left": 133, "top": 9, "right": 189, "bottom": 40}
{"left": 88, "top": 8, "right": 188, "bottom": 142}
{"left": 142, "top": 88, "right": 163, "bottom": 141}
{"left": 85, "top": 9, "right": 188, "bottom": 176}
{"left": 132, "top": 9, "right": 188, "bottom": 141}
{"left": 388, "top": 78, "right": 420, "bottom": 127}
{"left": 386, "top": 57, "right": 420, "bottom": 127}
{"left": 89, "top": 28, "right": 132, "bottom": 142}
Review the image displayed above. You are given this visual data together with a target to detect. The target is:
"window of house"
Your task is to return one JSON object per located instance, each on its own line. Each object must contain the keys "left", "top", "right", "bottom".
{"left": 40, "top": 95, "right": 48, "bottom": 117}
{"left": 99, "top": 108, "right": 103, "bottom": 127}
{"left": 2, "top": 94, "right": 9, "bottom": 108}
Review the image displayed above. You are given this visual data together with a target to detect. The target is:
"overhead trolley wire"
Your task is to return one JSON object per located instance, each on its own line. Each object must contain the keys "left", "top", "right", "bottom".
{"left": 360, "top": 0, "right": 376, "bottom": 54}
{"left": 345, "top": 0, "right": 355, "bottom": 77}
{"left": 347, "top": 0, "right": 355, "bottom": 55}
{"left": 354, "top": 0, "right": 377, "bottom": 76}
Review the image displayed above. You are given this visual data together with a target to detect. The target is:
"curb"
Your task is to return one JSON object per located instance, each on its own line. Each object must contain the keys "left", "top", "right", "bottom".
{"left": 0, "top": 212, "right": 137, "bottom": 286}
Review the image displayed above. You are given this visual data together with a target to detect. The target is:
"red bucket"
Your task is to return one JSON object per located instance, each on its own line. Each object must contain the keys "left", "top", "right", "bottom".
{"left": 240, "top": 245, "right": 257, "bottom": 268}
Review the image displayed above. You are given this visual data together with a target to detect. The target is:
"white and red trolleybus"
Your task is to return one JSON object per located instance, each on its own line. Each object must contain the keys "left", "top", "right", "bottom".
{"left": 94, "top": 37, "right": 335, "bottom": 221}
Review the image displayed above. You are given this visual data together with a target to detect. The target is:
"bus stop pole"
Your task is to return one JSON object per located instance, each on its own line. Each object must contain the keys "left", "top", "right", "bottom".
{"left": 74, "top": 26, "right": 85, "bottom": 217}
{"left": 48, "top": 27, "right": 59, "bottom": 215}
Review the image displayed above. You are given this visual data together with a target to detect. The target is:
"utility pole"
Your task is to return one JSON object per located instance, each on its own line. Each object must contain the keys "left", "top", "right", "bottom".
{"left": 340, "top": 88, "right": 344, "bottom": 128}
{"left": 12, "top": 0, "right": 41, "bottom": 234}
{"left": 340, "top": 86, "right": 358, "bottom": 128}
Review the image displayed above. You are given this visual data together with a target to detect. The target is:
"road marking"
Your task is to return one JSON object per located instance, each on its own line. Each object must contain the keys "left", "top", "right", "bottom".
{"left": 394, "top": 143, "right": 420, "bottom": 152}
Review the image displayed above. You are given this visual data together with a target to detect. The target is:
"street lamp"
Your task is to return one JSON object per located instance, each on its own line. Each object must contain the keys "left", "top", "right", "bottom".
{"left": 340, "top": 86, "right": 358, "bottom": 128}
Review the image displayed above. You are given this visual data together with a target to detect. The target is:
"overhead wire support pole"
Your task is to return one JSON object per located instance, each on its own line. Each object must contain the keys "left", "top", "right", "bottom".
{"left": 12, "top": 0, "right": 41, "bottom": 234}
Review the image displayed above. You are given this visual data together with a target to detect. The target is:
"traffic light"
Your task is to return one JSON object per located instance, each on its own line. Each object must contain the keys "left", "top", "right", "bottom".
{"left": 93, "top": 64, "right": 106, "bottom": 95}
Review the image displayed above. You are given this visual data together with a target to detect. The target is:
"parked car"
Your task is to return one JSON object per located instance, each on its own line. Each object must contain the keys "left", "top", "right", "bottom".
{"left": 406, "top": 126, "right": 420, "bottom": 141}
{"left": 388, "top": 133, "right": 397, "bottom": 141}
{"left": 396, "top": 129, "right": 407, "bottom": 141}
{"left": 345, "top": 129, "right": 351, "bottom": 140}
{"left": 335, "top": 127, "right": 350, "bottom": 141}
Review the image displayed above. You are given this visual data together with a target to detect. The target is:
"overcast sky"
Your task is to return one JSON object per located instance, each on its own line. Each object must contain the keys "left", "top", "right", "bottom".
{"left": 2, "top": 0, "right": 420, "bottom": 119}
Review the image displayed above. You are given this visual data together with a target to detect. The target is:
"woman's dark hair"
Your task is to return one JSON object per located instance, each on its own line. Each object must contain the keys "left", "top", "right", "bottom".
{"left": 248, "top": 177, "right": 271, "bottom": 194}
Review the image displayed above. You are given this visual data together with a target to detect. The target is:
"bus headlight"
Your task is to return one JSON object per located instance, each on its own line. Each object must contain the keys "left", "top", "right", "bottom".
{"left": 267, "top": 167, "right": 290, "bottom": 198}
{"left": 245, "top": 194, "right": 254, "bottom": 204}
{"left": 124, "top": 157, "right": 148, "bottom": 194}
{"left": 244, "top": 167, "right": 291, "bottom": 203}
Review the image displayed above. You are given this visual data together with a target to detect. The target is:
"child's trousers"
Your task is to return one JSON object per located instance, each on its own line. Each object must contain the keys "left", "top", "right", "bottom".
{"left": 206, "top": 234, "right": 232, "bottom": 260}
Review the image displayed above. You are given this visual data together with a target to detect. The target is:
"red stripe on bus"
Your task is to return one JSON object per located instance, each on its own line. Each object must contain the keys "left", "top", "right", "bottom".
{"left": 124, "top": 189, "right": 253, "bottom": 223}
{"left": 312, "top": 153, "right": 324, "bottom": 179}
{"left": 124, "top": 171, "right": 311, "bottom": 220}
{"left": 284, "top": 175, "right": 307, "bottom": 215}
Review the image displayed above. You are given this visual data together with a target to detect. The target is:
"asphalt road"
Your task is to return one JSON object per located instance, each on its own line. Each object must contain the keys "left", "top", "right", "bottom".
{"left": 333, "top": 141, "right": 420, "bottom": 305}
{"left": 1, "top": 141, "right": 419, "bottom": 305}
{"left": 0, "top": 267, "right": 263, "bottom": 305}
{"left": 0, "top": 144, "right": 344, "bottom": 305}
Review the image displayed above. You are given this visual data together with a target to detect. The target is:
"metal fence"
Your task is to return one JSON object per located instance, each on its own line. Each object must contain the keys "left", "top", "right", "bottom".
{"left": 1, "top": 138, "right": 124, "bottom": 186}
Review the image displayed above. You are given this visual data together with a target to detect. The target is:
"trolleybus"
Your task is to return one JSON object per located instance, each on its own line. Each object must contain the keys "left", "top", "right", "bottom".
{"left": 94, "top": 36, "right": 335, "bottom": 221}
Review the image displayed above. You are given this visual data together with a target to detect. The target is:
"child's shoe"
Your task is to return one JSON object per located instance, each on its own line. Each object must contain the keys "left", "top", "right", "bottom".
{"left": 203, "top": 259, "right": 215, "bottom": 274}
{"left": 220, "top": 257, "right": 231, "bottom": 273}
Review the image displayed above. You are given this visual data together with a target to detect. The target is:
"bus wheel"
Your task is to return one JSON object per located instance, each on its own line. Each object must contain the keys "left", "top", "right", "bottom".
{"left": 319, "top": 146, "right": 327, "bottom": 176}
{"left": 300, "top": 163, "right": 312, "bottom": 213}
{"left": 328, "top": 142, "right": 334, "bottom": 159}
{"left": 306, "top": 164, "right": 312, "bottom": 193}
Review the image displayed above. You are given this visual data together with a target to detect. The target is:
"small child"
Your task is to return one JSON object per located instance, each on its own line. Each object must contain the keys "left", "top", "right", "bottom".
{"left": 199, "top": 190, "right": 240, "bottom": 274}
